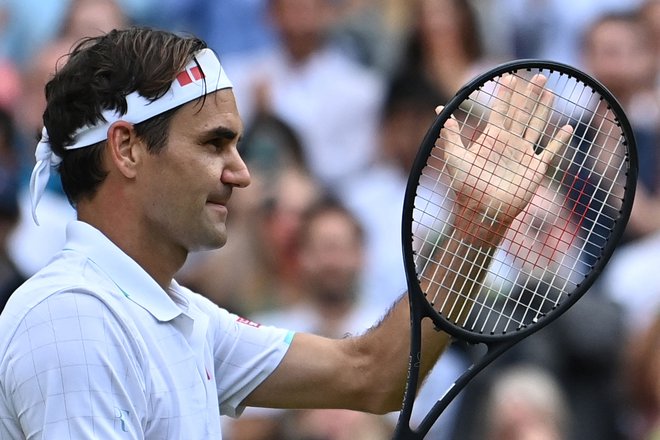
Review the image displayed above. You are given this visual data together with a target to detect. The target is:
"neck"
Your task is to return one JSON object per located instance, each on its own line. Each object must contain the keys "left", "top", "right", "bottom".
{"left": 285, "top": 35, "right": 323, "bottom": 64}
{"left": 77, "top": 197, "right": 186, "bottom": 291}
{"left": 312, "top": 290, "right": 355, "bottom": 320}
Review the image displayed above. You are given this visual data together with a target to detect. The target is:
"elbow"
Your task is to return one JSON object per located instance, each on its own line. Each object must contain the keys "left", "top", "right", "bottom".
{"left": 370, "top": 397, "right": 404, "bottom": 415}
{"left": 352, "top": 376, "right": 405, "bottom": 415}
{"left": 346, "top": 344, "right": 406, "bottom": 415}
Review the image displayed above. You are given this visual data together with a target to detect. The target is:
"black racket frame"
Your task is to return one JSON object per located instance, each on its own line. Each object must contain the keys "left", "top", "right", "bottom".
{"left": 394, "top": 59, "right": 638, "bottom": 439}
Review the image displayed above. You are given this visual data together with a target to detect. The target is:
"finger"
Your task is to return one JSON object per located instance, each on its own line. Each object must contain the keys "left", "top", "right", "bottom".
{"left": 436, "top": 105, "right": 458, "bottom": 121}
{"left": 541, "top": 124, "right": 574, "bottom": 167}
{"left": 489, "top": 74, "right": 515, "bottom": 128}
{"left": 438, "top": 117, "right": 464, "bottom": 168}
{"left": 508, "top": 74, "right": 547, "bottom": 135}
{"left": 524, "top": 88, "right": 555, "bottom": 144}
{"left": 438, "top": 117, "right": 462, "bottom": 153}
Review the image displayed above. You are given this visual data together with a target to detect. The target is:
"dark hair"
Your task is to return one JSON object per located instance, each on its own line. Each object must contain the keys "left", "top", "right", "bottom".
{"left": 582, "top": 10, "right": 653, "bottom": 52}
{"left": 381, "top": 69, "right": 446, "bottom": 121}
{"left": 297, "top": 194, "right": 365, "bottom": 247}
{"left": 404, "top": 0, "right": 483, "bottom": 70}
{"left": 240, "top": 112, "right": 307, "bottom": 175}
{"left": 0, "top": 108, "right": 18, "bottom": 221}
{"left": 43, "top": 27, "right": 208, "bottom": 205}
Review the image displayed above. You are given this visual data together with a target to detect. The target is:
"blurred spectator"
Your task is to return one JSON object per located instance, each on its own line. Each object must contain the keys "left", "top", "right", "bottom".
{"left": 226, "top": 195, "right": 391, "bottom": 439}
{"left": 330, "top": 0, "right": 414, "bottom": 75}
{"left": 581, "top": 10, "right": 659, "bottom": 137}
{"left": 0, "top": 108, "right": 23, "bottom": 312}
{"left": 7, "top": 0, "right": 132, "bottom": 279}
{"left": 335, "top": 72, "right": 441, "bottom": 309}
{"left": 482, "top": 178, "right": 588, "bottom": 319}
{"left": 291, "top": 408, "right": 390, "bottom": 440}
{"left": 11, "top": 39, "right": 72, "bottom": 157}
{"left": 242, "top": 165, "right": 322, "bottom": 311}
{"left": 333, "top": 0, "right": 491, "bottom": 313}
{"left": 450, "top": 179, "right": 627, "bottom": 439}
{"left": 0, "top": 55, "right": 20, "bottom": 111}
{"left": 248, "top": 194, "right": 382, "bottom": 339}
{"left": 602, "top": 232, "right": 660, "bottom": 337}
{"left": 640, "top": 0, "right": 660, "bottom": 80}
{"left": 228, "top": 0, "right": 385, "bottom": 187}
{"left": 149, "top": 0, "right": 276, "bottom": 58}
{"left": 7, "top": 38, "right": 77, "bottom": 279}
{"left": 624, "top": 310, "right": 660, "bottom": 440}
{"left": 0, "top": 0, "right": 155, "bottom": 67}
{"left": 484, "top": 365, "right": 569, "bottom": 440}
{"left": 239, "top": 111, "right": 308, "bottom": 181}
{"left": 452, "top": 288, "right": 627, "bottom": 440}
{"left": 0, "top": 0, "right": 69, "bottom": 66}
{"left": 335, "top": 65, "right": 466, "bottom": 440}
{"left": 478, "top": 0, "right": 641, "bottom": 66}
{"left": 59, "top": 0, "right": 130, "bottom": 42}
{"left": 394, "top": 0, "right": 497, "bottom": 101}
{"left": 591, "top": 17, "right": 660, "bottom": 341}
{"left": 7, "top": 0, "right": 132, "bottom": 280}
{"left": 581, "top": 10, "right": 660, "bottom": 241}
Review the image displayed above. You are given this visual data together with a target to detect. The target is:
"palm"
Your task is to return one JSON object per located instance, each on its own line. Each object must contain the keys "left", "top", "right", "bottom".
{"left": 440, "top": 74, "right": 573, "bottom": 246}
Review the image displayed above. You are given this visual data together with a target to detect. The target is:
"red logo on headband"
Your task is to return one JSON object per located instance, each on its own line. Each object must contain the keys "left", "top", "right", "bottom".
{"left": 176, "top": 66, "right": 204, "bottom": 86}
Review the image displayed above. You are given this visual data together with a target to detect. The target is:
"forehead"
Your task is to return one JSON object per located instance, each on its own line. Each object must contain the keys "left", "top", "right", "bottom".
{"left": 590, "top": 19, "right": 645, "bottom": 45}
{"left": 169, "top": 88, "right": 243, "bottom": 135}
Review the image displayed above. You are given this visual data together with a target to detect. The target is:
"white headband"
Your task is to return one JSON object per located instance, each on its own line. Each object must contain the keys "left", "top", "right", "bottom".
{"left": 29, "top": 48, "right": 233, "bottom": 225}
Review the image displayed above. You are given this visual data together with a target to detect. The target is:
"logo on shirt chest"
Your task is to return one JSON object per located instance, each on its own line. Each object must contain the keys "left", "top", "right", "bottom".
{"left": 114, "top": 407, "right": 130, "bottom": 432}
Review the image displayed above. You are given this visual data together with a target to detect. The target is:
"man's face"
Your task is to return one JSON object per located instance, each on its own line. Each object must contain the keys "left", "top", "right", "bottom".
{"left": 298, "top": 211, "right": 364, "bottom": 305}
{"left": 136, "top": 89, "right": 250, "bottom": 254}
{"left": 504, "top": 185, "right": 580, "bottom": 283}
{"left": 585, "top": 19, "right": 656, "bottom": 96}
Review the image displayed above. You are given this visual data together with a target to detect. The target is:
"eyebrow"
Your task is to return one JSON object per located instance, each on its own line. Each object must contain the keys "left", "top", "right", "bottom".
{"left": 203, "top": 126, "right": 240, "bottom": 141}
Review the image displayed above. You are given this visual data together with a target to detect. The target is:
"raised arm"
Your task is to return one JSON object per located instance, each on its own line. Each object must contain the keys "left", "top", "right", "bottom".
{"left": 243, "top": 74, "right": 573, "bottom": 414}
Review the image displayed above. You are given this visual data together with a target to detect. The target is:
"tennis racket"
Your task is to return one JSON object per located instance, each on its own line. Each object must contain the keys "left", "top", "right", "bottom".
{"left": 393, "top": 60, "right": 637, "bottom": 439}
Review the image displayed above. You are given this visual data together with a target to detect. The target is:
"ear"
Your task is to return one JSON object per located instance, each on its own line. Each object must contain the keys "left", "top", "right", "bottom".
{"left": 106, "top": 121, "right": 145, "bottom": 179}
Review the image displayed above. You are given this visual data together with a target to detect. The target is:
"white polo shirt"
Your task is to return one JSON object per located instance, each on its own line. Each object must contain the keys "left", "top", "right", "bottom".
{"left": 0, "top": 221, "right": 294, "bottom": 439}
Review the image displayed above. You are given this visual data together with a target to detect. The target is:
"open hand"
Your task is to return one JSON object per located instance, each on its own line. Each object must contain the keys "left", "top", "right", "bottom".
{"left": 438, "top": 74, "right": 574, "bottom": 247}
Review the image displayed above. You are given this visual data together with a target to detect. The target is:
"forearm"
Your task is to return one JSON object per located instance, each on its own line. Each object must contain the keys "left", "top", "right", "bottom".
{"left": 353, "top": 230, "right": 497, "bottom": 414}
{"left": 246, "top": 225, "right": 499, "bottom": 414}
{"left": 349, "top": 294, "right": 450, "bottom": 414}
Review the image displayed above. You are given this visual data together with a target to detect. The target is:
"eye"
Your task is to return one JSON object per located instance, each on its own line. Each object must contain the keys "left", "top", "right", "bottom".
{"left": 206, "top": 137, "right": 231, "bottom": 152}
{"left": 209, "top": 138, "right": 224, "bottom": 149}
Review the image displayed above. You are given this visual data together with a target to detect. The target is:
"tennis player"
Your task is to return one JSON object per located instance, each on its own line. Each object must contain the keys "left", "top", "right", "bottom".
{"left": 0, "top": 27, "right": 559, "bottom": 439}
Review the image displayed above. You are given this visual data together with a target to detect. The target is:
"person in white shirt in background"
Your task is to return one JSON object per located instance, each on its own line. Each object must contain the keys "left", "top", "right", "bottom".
{"left": 228, "top": 0, "right": 384, "bottom": 188}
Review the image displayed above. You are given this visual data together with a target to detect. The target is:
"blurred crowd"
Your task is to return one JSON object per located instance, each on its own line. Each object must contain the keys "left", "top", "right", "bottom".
{"left": 0, "top": 0, "right": 658, "bottom": 439}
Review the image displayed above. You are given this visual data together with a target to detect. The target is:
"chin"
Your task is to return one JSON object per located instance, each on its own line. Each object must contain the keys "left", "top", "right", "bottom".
{"left": 188, "top": 230, "right": 228, "bottom": 252}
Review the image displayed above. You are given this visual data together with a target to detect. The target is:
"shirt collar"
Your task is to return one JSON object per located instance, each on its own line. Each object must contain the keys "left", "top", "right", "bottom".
{"left": 64, "top": 220, "right": 183, "bottom": 322}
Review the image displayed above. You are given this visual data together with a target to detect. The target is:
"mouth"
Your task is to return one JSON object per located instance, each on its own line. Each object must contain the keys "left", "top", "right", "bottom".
{"left": 206, "top": 199, "right": 227, "bottom": 208}
{"left": 205, "top": 198, "right": 229, "bottom": 216}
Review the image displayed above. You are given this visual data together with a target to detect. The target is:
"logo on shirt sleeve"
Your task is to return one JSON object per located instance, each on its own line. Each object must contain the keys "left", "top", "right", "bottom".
{"left": 236, "top": 316, "right": 261, "bottom": 328}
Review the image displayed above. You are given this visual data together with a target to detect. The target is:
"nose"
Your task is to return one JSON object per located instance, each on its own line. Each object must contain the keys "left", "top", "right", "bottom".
{"left": 222, "top": 149, "right": 251, "bottom": 188}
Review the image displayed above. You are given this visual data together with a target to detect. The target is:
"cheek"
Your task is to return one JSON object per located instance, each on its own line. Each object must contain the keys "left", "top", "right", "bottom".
{"left": 143, "top": 167, "right": 206, "bottom": 222}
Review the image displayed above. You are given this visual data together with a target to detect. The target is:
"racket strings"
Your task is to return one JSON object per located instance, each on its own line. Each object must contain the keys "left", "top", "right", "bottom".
{"left": 411, "top": 68, "right": 630, "bottom": 335}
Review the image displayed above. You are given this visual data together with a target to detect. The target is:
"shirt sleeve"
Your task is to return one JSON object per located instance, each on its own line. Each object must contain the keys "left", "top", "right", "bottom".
{"left": 208, "top": 305, "right": 294, "bottom": 418}
{"left": 0, "top": 291, "right": 148, "bottom": 439}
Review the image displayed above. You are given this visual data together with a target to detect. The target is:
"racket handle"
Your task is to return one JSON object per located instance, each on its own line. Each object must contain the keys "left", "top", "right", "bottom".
{"left": 393, "top": 342, "right": 513, "bottom": 439}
